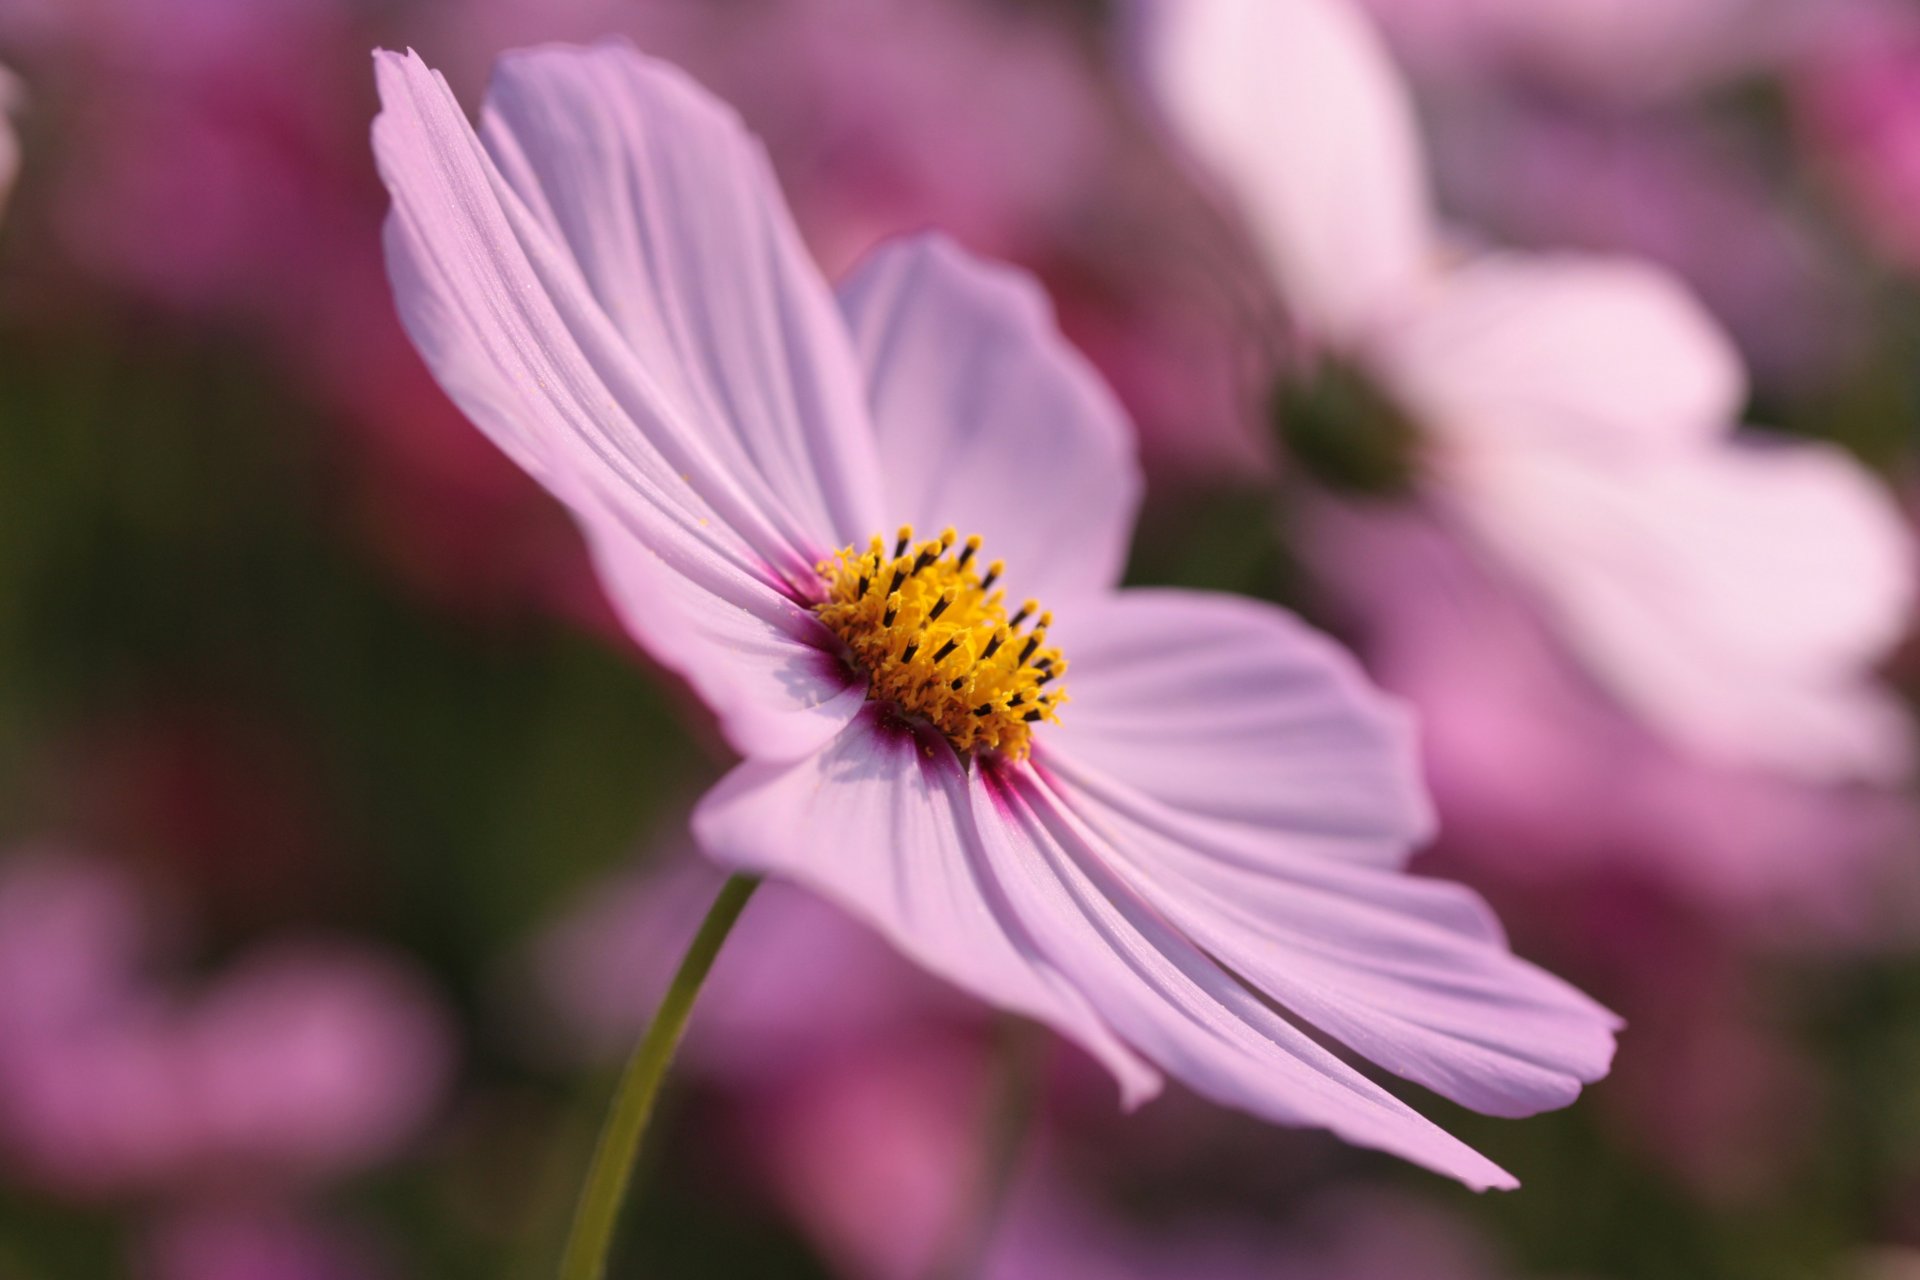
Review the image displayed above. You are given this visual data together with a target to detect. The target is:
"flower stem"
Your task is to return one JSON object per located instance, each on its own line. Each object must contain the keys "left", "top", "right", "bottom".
{"left": 557, "top": 872, "right": 761, "bottom": 1280}
{"left": 923, "top": 1017, "right": 1046, "bottom": 1280}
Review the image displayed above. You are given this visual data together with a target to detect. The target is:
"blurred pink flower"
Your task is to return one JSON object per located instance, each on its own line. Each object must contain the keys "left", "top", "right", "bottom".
{"left": 0, "top": 852, "right": 453, "bottom": 1199}
{"left": 1308, "top": 506, "right": 1920, "bottom": 928}
{"left": 144, "top": 1204, "right": 391, "bottom": 1280}
{"left": 528, "top": 847, "right": 968, "bottom": 1082}
{"left": 1142, "top": 0, "right": 1916, "bottom": 782}
{"left": 0, "top": 0, "right": 369, "bottom": 316}
{"left": 1422, "top": 104, "right": 1865, "bottom": 392}
{"left": 758, "top": 1033, "right": 1506, "bottom": 1280}
{"left": 373, "top": 42, "right": 1615, "bottom": 1187}
{"left": 1354, "top": 0, "right": 1799, "bottom": 103}
{"left": 1792, "top": 2, "right": 1920, "bottom": 278}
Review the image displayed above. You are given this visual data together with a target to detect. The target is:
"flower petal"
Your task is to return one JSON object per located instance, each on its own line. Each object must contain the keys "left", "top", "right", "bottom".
{"left": 836, "top": 235, "right": 1143, "bottom": 603}
{"left": 1376, "top": 253, "right": 1746, "bottom": 458}
{"left": 578, "top": 512, "right": 868, "bottom": 761}
{"left": 1452, "top": 436, "right": 1916, "bottom": 780}
{"left": 978, "top": 766, "right": 1519, "bottom": 1190}
{"left": 1039, "top": 757, "right": 1620, "bottom": 1119}
{"left": 1136, "top": 0, "right": 1433, "bottom": 342}
{"left": 691, "top": 706, "right": 1162, "bottom": 1107}
{"left": 373, "top": 48, "right": 867, "bottom": 758}
{"left": 1042, "top": 589, "right": 1434, "bottom": 865}
{"left": 480, "top": 43, "right": 886, "bottom": 554}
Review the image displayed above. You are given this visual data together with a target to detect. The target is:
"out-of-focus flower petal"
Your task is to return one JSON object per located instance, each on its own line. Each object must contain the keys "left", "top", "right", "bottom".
{"left": 1376, "top": 253, "right": 1747, "bottom": 458}
{"left": 1307, "top": 503, "right": 1919, "bottom": 927}
{"left": 184, "top": 945, "right": 453, "bottom": 1178}
{"left": 1137, "top": 0, "right": 1433, "bottom": 343}
{"left": 530, "top": 850, "right": 965, "bottom": 1078}
{"left": 977, "top": 766, "right": 1518, "bottom": 1190}
{"left": 692, "top": 706, "right": 1162, "bottom": 1109}
{"left": 1453, "top": 437, "right": 1917, "bottom": 781}
{"left": 837, "top": 234, "right": 1142, "bottom": 603}
{"left": 145, "top": 1205, "right": 389, "bottom": 1280}
{"left": 1041, "top": 757, "right": 1619, "bottom": 1118}
{"left": 373, "top": 46, "right": 870, "bottom": 759}
{"left": 1041, "top": 590, "right": 1432, "bottom": 864}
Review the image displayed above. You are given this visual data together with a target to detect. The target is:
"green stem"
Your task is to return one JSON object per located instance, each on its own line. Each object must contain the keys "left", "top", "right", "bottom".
{"left": 923, "top": 1018, "right": 1046, "bottom": 1280}
{"left": 557, "top": 872, "right": 761, "bottom": 1280}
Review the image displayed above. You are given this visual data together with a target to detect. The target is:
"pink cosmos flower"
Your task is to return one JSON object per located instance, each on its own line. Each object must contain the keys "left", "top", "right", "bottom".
{"left": 1141, "top": 0, "right": 1916, "bottom": 783}
{"left": 373, "top": 40, "right": 1617, "bottom": 1191}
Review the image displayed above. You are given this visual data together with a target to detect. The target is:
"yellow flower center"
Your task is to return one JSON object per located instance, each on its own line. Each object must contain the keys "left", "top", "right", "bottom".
{"left": 815, "top": 526, "right": 1066, "bottom": 761}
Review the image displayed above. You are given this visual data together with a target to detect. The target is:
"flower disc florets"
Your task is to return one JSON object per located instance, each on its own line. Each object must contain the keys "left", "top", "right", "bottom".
{"left": 815, "top": 526, "right": 1066, "bottom": 760}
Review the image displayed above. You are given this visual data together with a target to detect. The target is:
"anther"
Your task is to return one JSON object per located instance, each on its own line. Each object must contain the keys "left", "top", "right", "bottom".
{"left": 812, "top": 529, "right": 1066, "bottom": 760}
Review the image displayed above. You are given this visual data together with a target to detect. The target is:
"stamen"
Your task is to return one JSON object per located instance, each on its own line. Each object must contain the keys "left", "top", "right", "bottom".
{"left": 812, "top": 531, "right": 1067, "bottom": 760}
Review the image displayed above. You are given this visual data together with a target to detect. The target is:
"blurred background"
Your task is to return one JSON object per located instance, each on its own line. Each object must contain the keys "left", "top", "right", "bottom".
{"left": 1, "top": 0, "right": 1918, "bottom": 1277}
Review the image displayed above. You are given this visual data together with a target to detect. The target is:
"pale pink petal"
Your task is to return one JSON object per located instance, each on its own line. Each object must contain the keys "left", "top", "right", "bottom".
{"left": 1374, "top": 253, "right": 1746, "bottom": 458}
{"left": 373, "top": 48, "right": 867, "bottom": 758}
{"left": 1137, "top": 0, "right": 1433, "bottom": 343}
{"left": 1039, "top": 757, "right": 1619, "bottom": 1118}
{"left": 1452, "top": 437, "right": 1916, "bottom": 780}
{"left": 1042, "top": 590, "right": 1433, "bottom": 865}
{"left": 578, "top": 516, "right": 868, "bottom": 761}
{"left": 976, "top": 766, "right": 1517, "bottom": 1190}
{"left": 691, "top": 706, "right": 1162, "bottom": 1108}
{"left": 837, "top": 235, "right": 1142, "bottom": 603}
{"left": 480, "top": 43, "right": 886, "bottom": 552}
